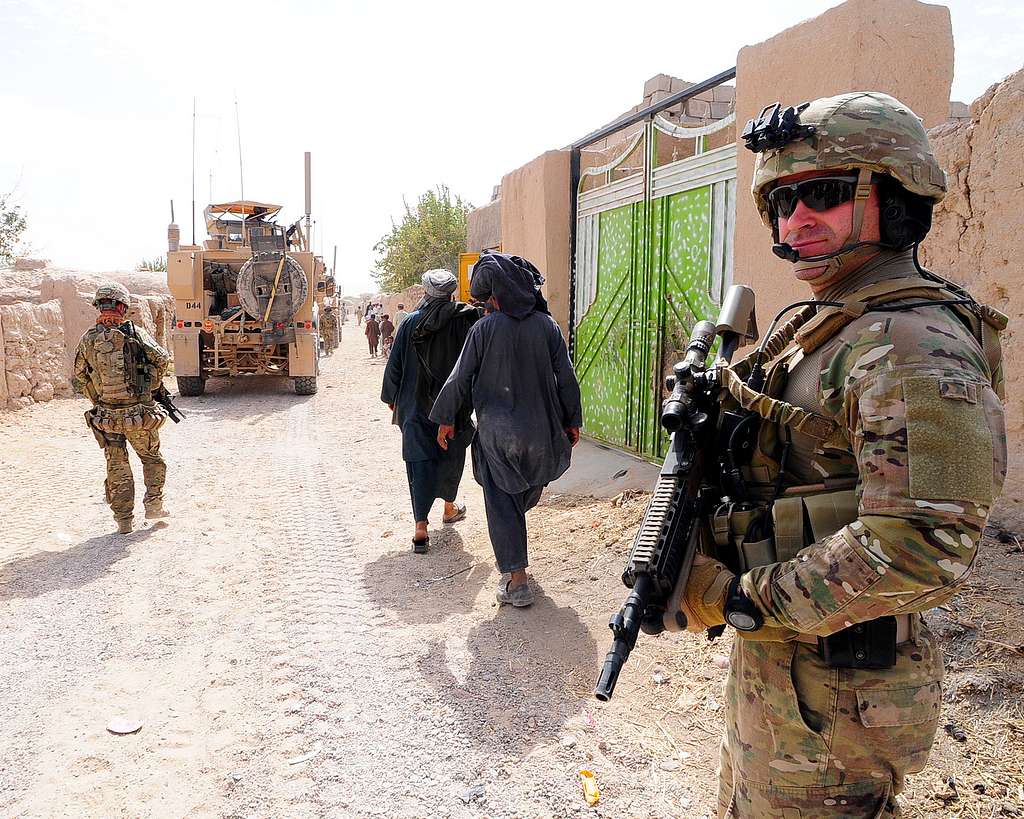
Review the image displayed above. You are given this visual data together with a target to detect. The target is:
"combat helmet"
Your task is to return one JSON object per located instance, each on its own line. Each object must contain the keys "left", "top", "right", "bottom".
{"left": 743, "top": 92, "right": 947, "bottom": 265}
{"left": 93, "top": 282, "right": 131, "bottom": 308}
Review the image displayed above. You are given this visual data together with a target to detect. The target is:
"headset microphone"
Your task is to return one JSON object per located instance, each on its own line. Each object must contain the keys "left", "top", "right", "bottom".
{"left": 772, "top": 243, "right": 800, "bottom": 262}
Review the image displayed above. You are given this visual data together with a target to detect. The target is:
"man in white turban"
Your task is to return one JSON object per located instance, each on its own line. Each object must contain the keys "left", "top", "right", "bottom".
{"left": 381, "top": 270, "right": 482, "bottom": 552}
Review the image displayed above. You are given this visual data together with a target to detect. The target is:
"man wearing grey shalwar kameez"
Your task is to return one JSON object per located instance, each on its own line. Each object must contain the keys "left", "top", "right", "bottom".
{"left": 382, "top": 270, "right": 481, "bottom": 552}
{"left": 430, "top": 253, "right": 582, "bottom": 607}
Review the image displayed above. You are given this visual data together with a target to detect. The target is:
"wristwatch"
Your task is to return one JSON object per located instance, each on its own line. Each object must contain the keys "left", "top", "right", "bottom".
{"left": 723, "top": 577, "right": 764, "bottom": 632}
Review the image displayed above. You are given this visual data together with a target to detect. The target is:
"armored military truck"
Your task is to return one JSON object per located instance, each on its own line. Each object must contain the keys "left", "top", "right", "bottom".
{"left": 166, "top": 200, "right": 326, "bottom": 396}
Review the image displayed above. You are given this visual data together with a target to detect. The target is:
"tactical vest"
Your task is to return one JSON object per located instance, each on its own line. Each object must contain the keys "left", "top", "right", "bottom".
{"left": 712, "top": 275, "right": 1007, "bottom": 572}
{"left": 92, "top": 326, "right": 137, "bottom": 404}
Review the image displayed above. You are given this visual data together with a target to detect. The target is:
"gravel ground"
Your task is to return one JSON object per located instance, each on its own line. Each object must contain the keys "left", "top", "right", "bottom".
{"left": 0, "top": 323, "right": 1021, "bottom": 818}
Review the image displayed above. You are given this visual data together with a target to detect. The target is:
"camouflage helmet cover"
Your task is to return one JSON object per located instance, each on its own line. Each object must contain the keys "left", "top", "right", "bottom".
{"left": 93, "top": 282, "right": 131, "bottom": 308}
{"left": 751, "top": 92, "right": 947, "bottom": 225}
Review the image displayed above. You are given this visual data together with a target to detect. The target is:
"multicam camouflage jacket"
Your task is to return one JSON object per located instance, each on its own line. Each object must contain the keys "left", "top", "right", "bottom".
{"left": 72, "top": 321, "right": 171, "bottom": 407}
{"left": 736, "top": 254, "right": 1007, "bottom": 636}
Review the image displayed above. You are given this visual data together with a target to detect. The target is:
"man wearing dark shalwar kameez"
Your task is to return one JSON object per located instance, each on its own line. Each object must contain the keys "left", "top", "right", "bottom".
{"left": 364, "top": 314, "right": 380, "bottom": 357}
{"left": 381, "top": 270, "right": 481, "bottom": 553}
{"left": 430, "top": 253, "right": 582, "bottom": 607}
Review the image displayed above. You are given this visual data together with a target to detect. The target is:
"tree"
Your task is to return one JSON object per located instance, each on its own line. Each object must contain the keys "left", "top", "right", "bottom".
{"left": 373, "top": 186, "right": 471, "bottom": 292}
{"left": 136, "top": 256, "right": 167, "bottom": 272}
{"left": 0, "top": 193, "right": 28, "bottom": 266}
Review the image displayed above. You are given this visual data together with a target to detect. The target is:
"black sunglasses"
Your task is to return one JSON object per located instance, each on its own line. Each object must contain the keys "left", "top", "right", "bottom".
{"left": 767, "top": 175, "right": 860, "bottom": 219}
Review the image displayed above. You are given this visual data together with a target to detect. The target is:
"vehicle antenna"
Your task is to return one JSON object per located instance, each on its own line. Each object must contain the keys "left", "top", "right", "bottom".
{"left": 170, "top": 200, "right": 175, "bottom": 222}
{"left": 332, "top": 245, "right": 337, "bottom": 279}
{"left": 191, "top": 97, "right": 197, "bottom": 245}
{"left": 235, "top": 94, "right": 245, "bottom": 200}
{"left": 304, "top": 152, "right": 312, "bottom": 252}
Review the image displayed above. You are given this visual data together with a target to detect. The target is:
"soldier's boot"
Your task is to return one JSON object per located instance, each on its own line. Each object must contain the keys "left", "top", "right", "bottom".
{"left": 144, "top": 500, "right": 168, "bottom": 519}
{"left": 116, "top": 516, "right": 134, "bottom": 534}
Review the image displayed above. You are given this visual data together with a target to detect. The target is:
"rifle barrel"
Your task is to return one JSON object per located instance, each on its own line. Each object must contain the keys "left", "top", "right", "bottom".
{"left": 594, "top": 574, "right": 654, "bottom": 700}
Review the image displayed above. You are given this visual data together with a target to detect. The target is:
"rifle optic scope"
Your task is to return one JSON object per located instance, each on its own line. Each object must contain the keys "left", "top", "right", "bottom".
{"left": 661, "top": 320, "right": 716, "bottom": 432}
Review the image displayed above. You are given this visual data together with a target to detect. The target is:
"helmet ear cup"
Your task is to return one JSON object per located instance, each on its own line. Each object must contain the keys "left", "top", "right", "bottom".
{"left": 878, "top": 177, "right": 932, "bottom": 248}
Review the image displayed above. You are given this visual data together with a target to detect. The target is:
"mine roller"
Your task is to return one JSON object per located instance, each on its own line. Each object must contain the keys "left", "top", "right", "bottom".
{"left": 165, "top": 154, "right": 327, "bottom": 396}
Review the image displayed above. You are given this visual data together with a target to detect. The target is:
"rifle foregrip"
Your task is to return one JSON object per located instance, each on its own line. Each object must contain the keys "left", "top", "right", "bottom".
{"left": 626, "top": 475, "right": 680, "bottom": 577}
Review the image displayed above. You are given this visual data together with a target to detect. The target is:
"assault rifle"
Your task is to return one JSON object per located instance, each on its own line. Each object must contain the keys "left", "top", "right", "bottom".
{"left": 153, "top": 384, "right": 185, "bottom": 424}
{"left": 123, "top": 322, "right": 185, "bottom": 424}
{"left": 594, "top": 285, "right": 758, "bottom": 701}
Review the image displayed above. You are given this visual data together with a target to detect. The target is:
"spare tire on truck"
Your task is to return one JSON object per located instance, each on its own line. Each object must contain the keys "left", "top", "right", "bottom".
{"left": 236, "top": 254, "right": 309, "bottom": 326}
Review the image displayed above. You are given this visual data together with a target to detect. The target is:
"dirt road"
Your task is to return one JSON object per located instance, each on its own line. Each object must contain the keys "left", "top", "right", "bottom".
{"left": 1, "top": 325, "right": 1022, "bottom": 818}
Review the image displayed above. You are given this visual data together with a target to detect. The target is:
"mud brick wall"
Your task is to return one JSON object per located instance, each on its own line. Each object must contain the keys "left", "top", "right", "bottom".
{"left": 0, "top": 300, "right": 71, "bottom": 409}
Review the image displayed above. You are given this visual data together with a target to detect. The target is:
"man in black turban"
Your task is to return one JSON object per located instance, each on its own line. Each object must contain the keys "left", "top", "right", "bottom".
{"left": 430, "top": 252, "right": 582, "bottom": 606}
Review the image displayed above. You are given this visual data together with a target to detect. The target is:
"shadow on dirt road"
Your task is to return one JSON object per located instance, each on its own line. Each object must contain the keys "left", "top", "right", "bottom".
{"left": 362, "top": 527, "right": 490, "bottom": 624}
{"left": 0, "top": 526, "right": 160, "bottom": 600}
{"left": 417, "top": 589, "right": 598, "bottom": 755}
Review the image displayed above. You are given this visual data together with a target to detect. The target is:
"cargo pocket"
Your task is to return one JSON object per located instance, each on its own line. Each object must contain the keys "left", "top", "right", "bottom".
{"left": 904, "top": 376, "right": 996, "bottom": 503}
{"left": 854, "top": 682, "right": 942, "bottom": 775}
{"left": 855, "top": 683, "right": 941, "bottom": 728}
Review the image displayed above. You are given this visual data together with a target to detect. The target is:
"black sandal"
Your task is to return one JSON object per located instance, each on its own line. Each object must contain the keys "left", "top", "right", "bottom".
{"left": 412, "top": 536, "right": 429, "bottom": 554}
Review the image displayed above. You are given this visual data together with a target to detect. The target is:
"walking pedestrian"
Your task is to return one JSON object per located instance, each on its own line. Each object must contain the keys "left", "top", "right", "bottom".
{"left": 395, "top": 303, "right": 409, "bottom": 330}
{"left": 430, "top": 253, "right": 582, "bottom": 607}
{"left": 381, "top": 270, "right": 482, "bottom": 552}
{"left": 71, "top": 283, "right": 172, "bottom": 534}
{"left": 376, "top": 311, "right": 391, "bottom": 356}
{"left": 365, "top": 314, "right": 380, "bottom": 357}
{"left": 356, "top": 304, "right": 363, "bottom": 325}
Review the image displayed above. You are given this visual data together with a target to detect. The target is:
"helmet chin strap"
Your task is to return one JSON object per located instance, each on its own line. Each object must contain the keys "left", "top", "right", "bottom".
{"left": 772, "top": 168, "right": 881, "bottom": 284}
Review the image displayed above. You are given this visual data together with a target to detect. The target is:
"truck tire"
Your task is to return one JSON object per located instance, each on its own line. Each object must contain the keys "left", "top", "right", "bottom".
{"left": 177, "top": 376, "right": 205, "bottom": 397}
{"left": 294, "top": 376, "right": 318, "bottom": 395}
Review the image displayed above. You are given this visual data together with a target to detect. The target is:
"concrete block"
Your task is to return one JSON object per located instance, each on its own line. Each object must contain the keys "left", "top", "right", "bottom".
{"left": 686, "top": 98, "right": 712, "bottom": 118}
{"left": 713, "top": 84, "right": 736, "bottom": 102}
{"left": 710, "top": 101, "right": 733, "bottom": 120}
{"left": 643, "top": 73, "right": 674, "bottom": 98}
{"left": 467, "top": 199, "right": 503, "bottom": 253}
{"left": 948, "top": 100, "right": 970, "bottom": 120}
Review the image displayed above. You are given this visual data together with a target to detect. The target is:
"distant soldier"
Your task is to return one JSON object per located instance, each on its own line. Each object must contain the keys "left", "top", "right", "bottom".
{"left": 321, "top": 305, "right": 338, "bottom": 353}
{"left": 72, "top": 283, "right": 171, "bottom": 534}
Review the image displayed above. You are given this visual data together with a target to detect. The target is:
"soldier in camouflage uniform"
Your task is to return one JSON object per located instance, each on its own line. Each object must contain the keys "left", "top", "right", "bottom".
{"left": 666, "top": 93, "right": 1007, "bottom": 817}
{"left": 72, "top": 283, "right": 172, "bottom": 534}
{"left": 320, "top": 305, "right": 338, "bottom": 353}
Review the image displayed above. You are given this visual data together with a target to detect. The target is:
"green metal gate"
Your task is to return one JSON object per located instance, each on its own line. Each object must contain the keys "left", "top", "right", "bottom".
{"left": 572, "top": 88, "right": 737, "bottom": 460}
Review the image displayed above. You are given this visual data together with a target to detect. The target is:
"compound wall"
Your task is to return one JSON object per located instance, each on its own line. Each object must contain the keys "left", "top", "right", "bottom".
{"left": 0, "top": 300, "right": 71, "bottom": 409}
{"left": 499, "top": 150, "right": 572, "bottom": 335}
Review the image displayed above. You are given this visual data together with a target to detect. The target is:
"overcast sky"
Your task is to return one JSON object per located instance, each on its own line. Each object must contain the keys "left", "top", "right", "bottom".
{"left": 2, "top": 0, "right": 1021, "bottom": 295}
